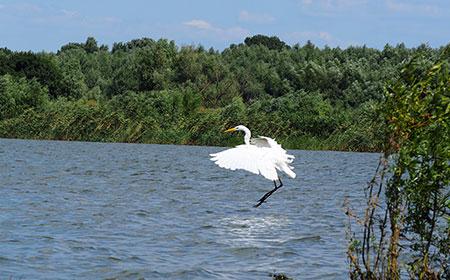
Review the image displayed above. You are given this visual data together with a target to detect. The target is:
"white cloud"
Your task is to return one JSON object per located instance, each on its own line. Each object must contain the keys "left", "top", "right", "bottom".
{"left": 385, "top": 0, "right": 440, "bottom": 16}
{"left": 183, "top": 19, "right": 214, "bottom": 30}
{"left": 0, "top": 2, "right": 121, "bottom": 27}
{"left": 222, "top": 26, "right": 249, "bottom": 39}
{"left": 60, "top": 9, "right": 79, "bottom": 19}
{"left": 298, "top": 0, "right": 367, "bottom": 15}
{"left": 287, "top": 31, "right": 334, "bottom": 44}
{"left": 183, "top": 19, "right": 249, "bottom": 40}
{"left": 300, "top": 0, "right": 367, "bottom": 9}
{"left": 238, "top": 10, "right": 275, "bottom": 24}
{"left": 14, "top": 3, "right": 42, "bottom": 14}
{"left": 318, "top": 31, "right": 332, "bottom": 41}
{"left": 101, "top": 16, "right": 122, "bottom": 24}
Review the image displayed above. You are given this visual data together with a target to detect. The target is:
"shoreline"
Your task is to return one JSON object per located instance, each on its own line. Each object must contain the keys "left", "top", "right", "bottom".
{"left": 0, "top": 136, "right": 382, "bottom": 153}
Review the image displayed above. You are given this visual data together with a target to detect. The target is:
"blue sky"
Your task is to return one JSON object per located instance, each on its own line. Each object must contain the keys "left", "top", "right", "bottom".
{"left": 0, "top": 0, "right": 449, "bottom": 52}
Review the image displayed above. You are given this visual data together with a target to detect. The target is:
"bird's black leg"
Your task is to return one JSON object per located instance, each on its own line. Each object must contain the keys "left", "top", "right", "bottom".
{"left": 253, "top": 177, "right": 283, "bottom": 208}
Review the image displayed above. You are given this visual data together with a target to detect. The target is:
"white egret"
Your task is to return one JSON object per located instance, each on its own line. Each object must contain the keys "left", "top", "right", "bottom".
{"left": 210, "top": 125, "right": 296, "bottom": 207}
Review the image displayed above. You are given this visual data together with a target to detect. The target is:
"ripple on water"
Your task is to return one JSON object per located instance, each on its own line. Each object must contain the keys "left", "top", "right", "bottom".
{"left": 0, "top": 139, "right": 379, "bottom": 280}
{"left": 278, "top": 235, "right": 322, "bottom": 245}
{"left": 0, "top": 256, "right": 11, "bottom": 262}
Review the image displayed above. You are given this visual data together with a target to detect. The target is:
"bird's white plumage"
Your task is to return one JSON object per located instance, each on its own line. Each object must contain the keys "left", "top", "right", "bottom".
{"left": 210, "top": 127, "right": 296, "bottom": 181}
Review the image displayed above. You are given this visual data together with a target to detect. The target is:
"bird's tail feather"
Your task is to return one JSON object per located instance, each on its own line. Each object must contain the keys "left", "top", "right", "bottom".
{"left": 279, "top": 163, "right": 296, "bottom": 178}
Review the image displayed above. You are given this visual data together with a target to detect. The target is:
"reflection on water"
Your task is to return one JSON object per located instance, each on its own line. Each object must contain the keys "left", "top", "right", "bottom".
{"left": 0, "top": 138, "right": 379, "bottom": 279}
{"left": 219, "top": 215, "right": 291, "bottom": 246}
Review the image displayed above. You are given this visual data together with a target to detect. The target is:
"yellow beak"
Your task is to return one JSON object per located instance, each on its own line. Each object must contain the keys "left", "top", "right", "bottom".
{"left": 225, "top": 127, "right": 237, "bottom": 133}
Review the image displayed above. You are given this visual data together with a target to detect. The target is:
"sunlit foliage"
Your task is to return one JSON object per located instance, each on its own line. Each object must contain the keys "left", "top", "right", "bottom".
{"left": 0, "top": 36, "right": 444, "bottom": 150}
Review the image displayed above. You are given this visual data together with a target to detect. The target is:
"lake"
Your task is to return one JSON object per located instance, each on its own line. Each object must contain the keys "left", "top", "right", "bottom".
{"left": 0, "top": 138, "right": 379, "bottom": 279}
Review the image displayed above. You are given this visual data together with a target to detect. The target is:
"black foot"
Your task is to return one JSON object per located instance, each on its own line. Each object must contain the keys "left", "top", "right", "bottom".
{"left": 253, "top": 178, "right": 283, "bottom": 208}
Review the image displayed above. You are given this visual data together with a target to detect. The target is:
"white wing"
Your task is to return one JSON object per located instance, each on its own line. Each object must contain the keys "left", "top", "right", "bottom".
{"left": 250, "top": 137, "right": 272, "bottom": 148}
{"left": 256, "top": 137, "right": 296, "bottom": 179}
{"left": 210, "top": 145, "right": 279, "bottom": 180}
{"left": 210, "top": 139, "right": 296, "bottom": 180}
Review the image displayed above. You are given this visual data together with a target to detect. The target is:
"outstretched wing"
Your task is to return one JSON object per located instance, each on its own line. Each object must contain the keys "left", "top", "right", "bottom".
{"left": 210, "top": 145, "right": 279, "bottom": 181}
{"left": 253, "top": 136, "right": 288, "bottom": 152}
{"left": 250, "top": 137, "right": 272, "bottom": 148}
{"left": 253, "top": 136, "right": 296, "bottom": 178}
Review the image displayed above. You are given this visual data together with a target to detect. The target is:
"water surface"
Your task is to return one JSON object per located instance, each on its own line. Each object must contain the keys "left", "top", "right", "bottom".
{"left": 0, "top": 139, "right": 379, "bottom": 279}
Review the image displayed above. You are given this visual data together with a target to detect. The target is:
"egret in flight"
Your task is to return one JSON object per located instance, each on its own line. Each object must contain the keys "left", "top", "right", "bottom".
{"left": 210, "top": 125, "right": 296, "bottom": 207}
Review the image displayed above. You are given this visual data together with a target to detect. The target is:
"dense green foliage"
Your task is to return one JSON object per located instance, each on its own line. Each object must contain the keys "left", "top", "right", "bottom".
{"left": 385, "top": 54, "right": 449, "bottom": 279}
{"left": 0, "top": 36, "right": 446, "bottom": 150}
{"left": 347, "top": 49, "right": 449, "bottom": 279}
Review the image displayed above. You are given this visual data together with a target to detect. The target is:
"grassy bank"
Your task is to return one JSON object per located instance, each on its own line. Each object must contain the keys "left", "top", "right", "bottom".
{"left": 1, "top": 36, "right": 442, "bottom": 151}
{"left": 0, "top": 91, "right": 383, "bottom": 151}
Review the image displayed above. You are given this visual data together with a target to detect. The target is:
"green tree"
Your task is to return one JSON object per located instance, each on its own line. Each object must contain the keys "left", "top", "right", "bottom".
{"left": 3, "top": 52, "right": 69, "bottom": 97}
{"left": 347, "top": 51, "right": 450, "bottom": 279}
{"left": 84, "top": 37, "right": 99, "bottom": 54}
{"left": 244, "top": 34, "right": 289, "bottom": 50}
{"left": 134, "top": 39, "right": 177, "bottom": 91}
{"left": 0, "top": 74, "right": 49, "bottom": 119}
{"left": 57, "top": 48, "right": 88, "bottom": 99}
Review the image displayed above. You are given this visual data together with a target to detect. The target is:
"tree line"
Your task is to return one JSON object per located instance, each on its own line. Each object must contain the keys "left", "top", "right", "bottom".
{"left": 0, "top": 35, "right": 446, "bottom": 151}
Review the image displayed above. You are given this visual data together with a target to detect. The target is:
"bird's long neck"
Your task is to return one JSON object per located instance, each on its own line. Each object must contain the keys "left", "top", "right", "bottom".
{"left": 242, "top": 127, "right": 251, "bottom": 145}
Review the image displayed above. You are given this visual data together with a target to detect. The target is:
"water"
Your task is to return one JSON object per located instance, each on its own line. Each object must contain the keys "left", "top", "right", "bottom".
{"left": 0, "top": 139, "right": 379, "bottom": 279}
